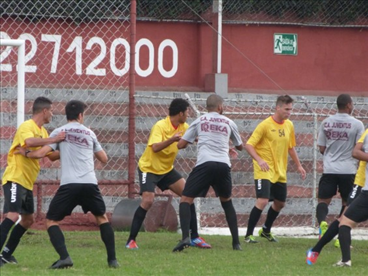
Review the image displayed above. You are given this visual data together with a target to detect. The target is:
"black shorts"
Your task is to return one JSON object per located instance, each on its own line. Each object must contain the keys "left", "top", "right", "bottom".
{"left": 138, "top": 168, "right": 182, "bottom": 194}
{"left": 318, "top": 174, "right": 355, "bottom": 201}
{"left": 344, "top": 191, "right": 368, "bottom": 223}
{"left": 254, "top": 179, "right": 287, "bottom": 202}
{"left": 46, "top": 184, "right": 106, "bottom": 221}
{"left": 347, "top": 184, "right": 362, "bottom": 206}
{"left": 2, "top": 181, "right": 34, "bottom": 214}
{"left": 183, "top": 162, "right": 232, "bottom": 198}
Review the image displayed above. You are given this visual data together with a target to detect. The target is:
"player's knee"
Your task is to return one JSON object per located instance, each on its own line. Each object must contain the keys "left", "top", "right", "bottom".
{"left": 6, "top": 212, "right": 20, "bottom": 223}
{"left": 141, "top": 199, "right": 154, "bottom": 210}
{"left": 20, "top": 216, "right": 34, "bottom": 228}
{"left": 256, "top": 198, "right": 268, "bottom": 210}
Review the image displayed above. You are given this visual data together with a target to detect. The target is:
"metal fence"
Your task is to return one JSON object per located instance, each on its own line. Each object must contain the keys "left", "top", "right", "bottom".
{"left": 134, "top": 93, "right": 368, "bottom": 230}
{"left": 134, "top": 0, "right": 368, "bottom": 27}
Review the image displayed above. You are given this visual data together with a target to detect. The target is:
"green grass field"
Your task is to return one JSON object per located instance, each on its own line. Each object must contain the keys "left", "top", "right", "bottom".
{"left": 1, "top": 230, "right": 368, "bottom": 276}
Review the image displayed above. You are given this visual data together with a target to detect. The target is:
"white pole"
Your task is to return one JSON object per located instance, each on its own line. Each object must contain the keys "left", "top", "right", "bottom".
{"left": 0, "top": 39, "right": 26, "bottom": 127}
{"left": 217, "top": 0, "right": 222, "bottom": 73}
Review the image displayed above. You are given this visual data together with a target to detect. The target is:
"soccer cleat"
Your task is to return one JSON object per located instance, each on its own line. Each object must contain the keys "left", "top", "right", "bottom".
{"left": 306, "top": 249, "right": 319, "bottom": 265}
{"left": 258, "top": 228, "right": 278, "bottom": 242}
{"left": 319, "top": 221, "right": 328, "bottom": 239}
{"left": 244, "top": 235, "right": 259, "bottom": 243}
{"left": 233, "top": 244, "right": 242, "bottom": 251}
{"left": 334, "top": 239, "right": 340, "bottom": 248}
{"left": 173, "top": 237, "right": 191, "bottom": 252}
{"left": 126, "top": 240, "right": 139, "bottom": 249}
{"left": 108, "top": 259, "right": 120, "bottom": 268}
{"left": 333, "top": 260, "right": 351, "bottom": 267}
{"left": 49, "top": 256, "right": 73, "bottom": 269}
{"left": 190, "top": 237, "right": 212, "bottom": 249}
{"left": 1, "top": 255, "right": 18, "bottom": 264}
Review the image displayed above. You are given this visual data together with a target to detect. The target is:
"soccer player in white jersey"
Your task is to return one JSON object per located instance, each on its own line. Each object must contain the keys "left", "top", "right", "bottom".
{"left": 173, "top": 94, "right": 244, "bottom": 252}
{"left": 316, "top": 94, "right": 364, "bottom": 240}
{"left": 306, "top": 129, "right": 368, "bottom": 265}
{"left": 15, "top": 100, "right": 119, "bottom": 269}
{"left": 331, "top": 129, "right": 368, "bottom": 267}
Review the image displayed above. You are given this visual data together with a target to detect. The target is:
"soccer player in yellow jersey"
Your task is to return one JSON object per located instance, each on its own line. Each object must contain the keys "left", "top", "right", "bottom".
{"left": 244, "top": 95, "right": 306, "bottom": 243}
{"left": 306, "top": 129, "right": 367, "bottom": 266}
{"left": 0, "top": 97, "right": 65, "bottom": 267}
{"left": 126, "top": 98, "right": 211, "bottom": 249}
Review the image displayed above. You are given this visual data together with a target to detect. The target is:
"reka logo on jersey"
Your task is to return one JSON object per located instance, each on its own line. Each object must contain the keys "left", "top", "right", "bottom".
{"left": 271, "top": 129, "right": 276, "bottom": 132}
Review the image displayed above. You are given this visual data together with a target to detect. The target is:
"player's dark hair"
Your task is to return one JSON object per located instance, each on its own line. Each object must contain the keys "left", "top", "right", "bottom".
{"left": 276, "top": 95, "right": 294, "bottom": 106}
{"left": 65, "top": 100, "right": 87, "bottom": 120}
{"left": 206, "top": 94, "right": 224, "bottom": 111}
{"left": 32, "top": 97, "right": 52, "bottom": 114}
{"left": 336, "top": 94, "right": 352, "bottom": 110}
{"left": 169, "top": 98, "right": 189, "bottom": 116}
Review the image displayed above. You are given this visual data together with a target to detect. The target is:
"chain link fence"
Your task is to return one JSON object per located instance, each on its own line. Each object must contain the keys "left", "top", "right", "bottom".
{"left": 134, "top": 93, "right": 368, "bottom": 231}
{"left": 134, "top": 0, "right": 368, "bottom": 27}
{"left": 1, "top": 0, "right": 132, "bottom": 226}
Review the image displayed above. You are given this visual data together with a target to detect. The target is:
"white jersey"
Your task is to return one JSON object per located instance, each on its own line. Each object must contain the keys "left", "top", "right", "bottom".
{"left": 49, "top": 122, "right": 103, "bottom": 185}
{"left": 317, "top": 113, "right": 364, "bottom": 174}
{"left": 362, "top": 134, "right": 368, "bottom": 191}
{"left": 182, "top": 112, "right": 243, "bottom": 167}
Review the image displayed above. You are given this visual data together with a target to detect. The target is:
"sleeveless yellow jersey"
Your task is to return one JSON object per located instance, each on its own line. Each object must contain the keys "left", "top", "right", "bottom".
{"left": 138, "top": 116, "right": 189, "bottom": 175}
{"left": 2, "top": 119, "right": 49, "bottom": 190}
{"left": 354, "top": 129, "right": 368, "bottom": 187}
{"left": 246, "top": 116, "right": 296, "bottom": 183}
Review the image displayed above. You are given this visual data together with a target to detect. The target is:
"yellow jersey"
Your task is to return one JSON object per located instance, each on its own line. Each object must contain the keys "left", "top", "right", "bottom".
{"left": 138, "top": 116, "right": 188, "bottom": 175}
{"left": 2, "top": 119, "right": 49, "bottom": 190}
{"left": 247, "top": 116, "right": 296, "bottom": 183}
{"left": 354, "top": 129, "right": 368, "bottom": 187}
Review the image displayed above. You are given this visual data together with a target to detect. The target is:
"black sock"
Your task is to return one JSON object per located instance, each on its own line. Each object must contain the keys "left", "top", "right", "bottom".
{"left": 246, "top": 207, "right": 262, "bottom": 237}
{"left": 189, "top": 203, "right": 199, "bottom": 240}
{"left": 263, "top": 206, "right": 279, "bottom": 233}
{"left": 312, "top": 220, "right": 339, "bottom": 253}
{"left": 2, "top": 223, "right": 27, "bottom": 258}
{"left": 0, "top": 218, "right": 15, "bottom": 251}
{"left": 338, "top": 225, "right": 351, "bottom": 262}
{"left": 221, "top": 200, "right": 239, "bottom": 245}
{"left": 316, "top": 202, "right": 329, "bottom": 224}
{"left": 127, "top": 206, "right": 147, "bottom": 242}
{"left": 100, "top": 223, "right": 116, "bottom": 262}
{"left": 47, "top": 225, "right": 69, "bottom": 260}
{"left": 179, "top": 202, "right": 191, "bottom": 240}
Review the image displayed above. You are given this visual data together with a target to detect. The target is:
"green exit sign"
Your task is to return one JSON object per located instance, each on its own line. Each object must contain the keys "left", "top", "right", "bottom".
{"left": 274, "top": 33, "right": 298, "bottom": 55}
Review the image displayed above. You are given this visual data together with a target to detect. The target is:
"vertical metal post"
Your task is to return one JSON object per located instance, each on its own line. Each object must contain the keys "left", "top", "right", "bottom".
{"left": 212, "top": 0, "right": 222, "bottom": 74}
{"left": 128, "top": 0, "right": 137, "bottom": 199}
{"left": 311, "top": 113, "right": 318, "bottom": 227}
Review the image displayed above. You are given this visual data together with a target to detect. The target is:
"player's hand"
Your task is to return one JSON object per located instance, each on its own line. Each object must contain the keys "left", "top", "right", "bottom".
{"left": 229, "top": 148, "right": 238, "bottom": 159}
{"left": 14, "top": 146, "right": 26, "bottom": 156}
{"left": 53, "top": 131, "right": 66, "bottom": 142}
{"left": 298, "top": 165, "right": 306, "bottom": 180}
{"left": 257, "top": 159, "right": 269, "bottom": 171}
{"left": 171, "top": 132, "right": 183, "bottom": 142}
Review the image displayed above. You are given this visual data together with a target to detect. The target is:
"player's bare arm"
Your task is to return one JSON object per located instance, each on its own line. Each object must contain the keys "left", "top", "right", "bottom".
{"left": 288, "top": 147, "right": 306, "bottom": 180}
{"left": 25, "top": 131, "right": 66, "bottom": 147}
{"left": 95, "top": 150, "right": 108, "bottom": 164}
{"left": 151, "top": 131, "right": 183, "bottom": 152}
{"left": 245, "top": 143, "right": 269, "bottom": 171}
{"left": 318, "top": 145, "right": 326, "bottom": 154}
{"left": 177, "top": 138, "right": 190, "bottom": 149}
{"left": 352, "top": 142, "right": 368, "bottom": 162}
{"left": 15, "top": 145, "right": 53, "bottom": 159}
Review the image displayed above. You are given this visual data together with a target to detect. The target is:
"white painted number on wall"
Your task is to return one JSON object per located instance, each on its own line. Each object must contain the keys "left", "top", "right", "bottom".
{"left": 0, "top": 32, "right": 178, "bottom": 78}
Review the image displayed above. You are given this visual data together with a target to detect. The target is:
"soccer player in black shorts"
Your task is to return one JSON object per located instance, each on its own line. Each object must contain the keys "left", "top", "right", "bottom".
{"left": 16, "top": 100, "right": 119, "bottom": 269}
{"left": 172, "top": 94, "right": 244, "bottom": 252}
{"left": 0, "top": 97, "right": 65, "bottom": 267}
